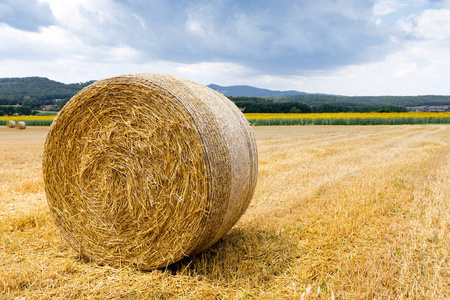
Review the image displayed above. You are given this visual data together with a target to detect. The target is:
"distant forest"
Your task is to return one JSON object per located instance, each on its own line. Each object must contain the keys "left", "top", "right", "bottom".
{"left": 230, "top": 98, "right": 407, "bottom": 114}
{"left": 229, "top": 95, "right": 450, "bottom": 108}
{"left": 1, "top": 77, "right": 450, "bottom": 111}
{"left": 0, "top": 77, "right": 94, "bottom": 108}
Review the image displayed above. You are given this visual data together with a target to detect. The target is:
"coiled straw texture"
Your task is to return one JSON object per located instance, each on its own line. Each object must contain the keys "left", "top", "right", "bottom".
{"left": 43, "top": 73, "right": 258, "bottom": 270}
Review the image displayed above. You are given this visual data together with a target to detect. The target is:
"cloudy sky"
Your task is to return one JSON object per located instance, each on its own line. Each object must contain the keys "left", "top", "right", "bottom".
{"left": 1, "top": 0, "right": 450, "bottom": 96}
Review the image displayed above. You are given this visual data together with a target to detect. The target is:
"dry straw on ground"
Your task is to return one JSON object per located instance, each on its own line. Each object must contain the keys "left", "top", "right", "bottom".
{"left": 2, "top": 125, "right": 449, "bottom": 298}
{"left": 16, "top": 121, "right": 26, "bottom": 129}
{"left": 42, "top": 73, "right": 258, "bottom": 270}
{"left": 6, "top": 120, "right": 16, "bottom": 128}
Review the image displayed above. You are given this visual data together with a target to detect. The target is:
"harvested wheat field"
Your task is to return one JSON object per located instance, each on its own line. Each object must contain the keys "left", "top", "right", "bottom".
{"left": 1, "top": 125, "right": 449, "bottom": 299}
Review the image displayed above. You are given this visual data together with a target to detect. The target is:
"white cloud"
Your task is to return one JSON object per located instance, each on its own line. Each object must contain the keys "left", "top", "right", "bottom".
{"left": 185, "top": 19, "right": 206, "bottom": 37}
{"left": 0, "top": 24, "right": 75, "bottom": 60}
{"left": 413, "top": 9, "right": 450, "bottom": 39}
{"left": 174, "top": 61, "right": 254, "bottom": 84}
{"left": 35, "top": 0, "right": 393, "bottom": 74}
{"left": 373, "top": 0, "right": 408, "bottom": 16}
{"left": 278, "top": 37, "right": 450, "bottom": 96}
{"left": 0, "top": 22, "right": 142, "bottom": 62}
{"left": 40, "top": 0, "right": 124, "bottom": 43}
{"left": 132, "top": 14, "right": 146, "bottom": 30}
{"left": 1, "top": 0, "right": 450, "bottom": 96}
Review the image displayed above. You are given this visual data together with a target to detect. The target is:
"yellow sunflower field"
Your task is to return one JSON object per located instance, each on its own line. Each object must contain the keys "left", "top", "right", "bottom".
{"left": 1, "top": 112, "right": 450, "bottom": 126}
{"left": 245, "top": 112, "right": 450, "bottom": 125}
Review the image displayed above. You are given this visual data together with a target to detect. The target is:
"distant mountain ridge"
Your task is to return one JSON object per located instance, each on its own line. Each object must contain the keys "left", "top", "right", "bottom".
{"left": 0, "top": 77, "right": 304, "bottom": 101}
{"left": 1, "top": 77, "right": 450, "bottom": 109}
{"left": 207, "top": 84, "right": 305, "bottom": 97}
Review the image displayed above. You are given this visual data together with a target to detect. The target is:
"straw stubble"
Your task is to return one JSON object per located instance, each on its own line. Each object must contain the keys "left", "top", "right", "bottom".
{"left": 42, "top": 73, "right": 257, "bottom": 270}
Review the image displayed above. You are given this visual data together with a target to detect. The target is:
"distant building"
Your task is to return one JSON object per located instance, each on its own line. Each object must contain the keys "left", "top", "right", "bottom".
{"left": 407, "top": 106, "right": 450, "bottom": 112}
{"left": 43, "top": 105, "right": 59, "bottom": 111}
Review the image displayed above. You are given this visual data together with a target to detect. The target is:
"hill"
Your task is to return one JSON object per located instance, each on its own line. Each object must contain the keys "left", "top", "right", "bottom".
{"left": 0, "top": 77, "right": 93, "bottom": 104}
{"left": 0, "top": 78, "right": 308, "bottom": 105}
{"left": 207, "top": 84, "right": 306, "bottom": 97}
{"left": 1, "top": 77, "right": 449, "bottom": 110}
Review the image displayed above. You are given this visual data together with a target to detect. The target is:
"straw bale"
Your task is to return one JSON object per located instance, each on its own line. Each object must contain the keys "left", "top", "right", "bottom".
{"left": 16, "top": 121, "right": 26, "bottom": 129}
{"left": 42, "top": 73, "right": 258, "bottom": 270}
{"left": 6, "top": 120, "right": 16, "bottom": 128}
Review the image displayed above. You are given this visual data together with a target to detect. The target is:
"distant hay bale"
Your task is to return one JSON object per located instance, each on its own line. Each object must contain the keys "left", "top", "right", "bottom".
{"left": 42, "top": 73, "right": 258, "bottom": 270}
{"left": 6, "top": 120, "right": 16, "bottom": 128}
{"left": 16, "top": 121, "right": 26, "bottom": 129}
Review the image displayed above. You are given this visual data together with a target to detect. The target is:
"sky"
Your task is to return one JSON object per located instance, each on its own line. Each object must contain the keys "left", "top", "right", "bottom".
{"left": 1, "top": 0, "right": 450, "bottom": 96}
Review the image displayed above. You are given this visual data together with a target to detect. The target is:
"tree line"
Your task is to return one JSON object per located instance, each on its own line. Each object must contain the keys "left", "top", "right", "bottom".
{"left": 1, "top": 98, "right": 408, "bottom": 115}
{"left": 0, "top": 106, "right": 34, "bottom": 116}
{"left": 262, "top": 94, "right": 450, "bottom": 107}
{"left": 232, "top": 99, "right": 407, "bottom": 113}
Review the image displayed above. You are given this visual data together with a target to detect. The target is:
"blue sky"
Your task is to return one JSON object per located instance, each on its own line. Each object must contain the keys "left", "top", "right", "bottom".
{"left": 1, "top": 0, "right": 450, "bottom": 95}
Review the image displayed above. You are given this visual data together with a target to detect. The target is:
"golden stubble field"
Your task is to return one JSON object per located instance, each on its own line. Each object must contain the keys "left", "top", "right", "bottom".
{"left": 1, "top": 125, "right": 449, "bottom": 299}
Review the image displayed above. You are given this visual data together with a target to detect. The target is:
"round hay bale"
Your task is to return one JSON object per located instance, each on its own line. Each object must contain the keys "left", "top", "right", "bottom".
{"left": 16, "top": 121, "right": 26, "bottom": 129}
{"left": 43, "top": 73, "right": 258, "bottom": 270}
{"left": 6, "top": 120, "right": 16, "bottom": 128}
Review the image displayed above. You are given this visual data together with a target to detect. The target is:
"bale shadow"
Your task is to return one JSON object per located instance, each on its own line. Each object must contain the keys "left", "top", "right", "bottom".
{"left": 166, "top": 226, "right": 296, "bottom": 283}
